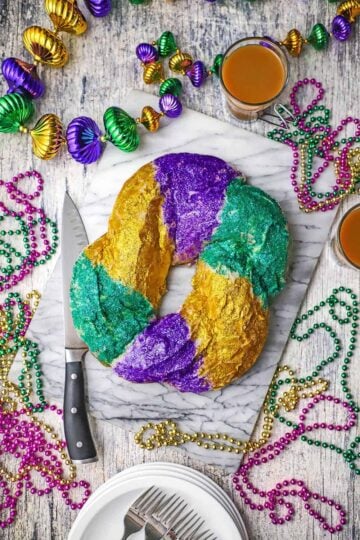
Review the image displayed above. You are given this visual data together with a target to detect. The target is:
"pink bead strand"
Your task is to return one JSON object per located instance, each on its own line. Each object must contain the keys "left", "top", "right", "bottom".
{"left": 0, "top": 404, "right": 91, "bottom": 528}
{"left": 232, "top": 394, "right": 354, "bottom": 534}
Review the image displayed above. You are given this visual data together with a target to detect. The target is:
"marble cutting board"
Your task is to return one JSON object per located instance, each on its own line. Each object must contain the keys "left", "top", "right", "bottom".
{"left": 13, "top": 90, "right": 336, "bottom": 469}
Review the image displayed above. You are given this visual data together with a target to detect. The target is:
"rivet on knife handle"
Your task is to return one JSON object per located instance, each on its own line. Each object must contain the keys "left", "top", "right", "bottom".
{"left": 64, "top": 349, "right": 97, "bottom": 463}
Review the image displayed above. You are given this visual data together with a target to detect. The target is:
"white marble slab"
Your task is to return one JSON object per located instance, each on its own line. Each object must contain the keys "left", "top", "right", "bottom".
{"left": 13, "top": 90, "right": 336, "bottom": 469}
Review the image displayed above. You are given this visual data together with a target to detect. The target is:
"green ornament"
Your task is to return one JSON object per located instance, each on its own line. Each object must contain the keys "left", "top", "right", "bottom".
{"left": 103, "top": 107, "right": 140, "bottom": 153}
{"left": 157, "top": 31, "right": 177, "bottom": 57}
{"left": 0, "top": 92, "right": 34, "bottom": 134}
{"left": 128, "top": 0, "right": 146, "bottom": 3}
{"left": 307, "top": 23, "right": 330, "bottom": 51}
{"left": 211, "top": 54, "right": 224, "bottom": 77}
{"left": 159, "top": 78, "right": 183, "bottom": 97}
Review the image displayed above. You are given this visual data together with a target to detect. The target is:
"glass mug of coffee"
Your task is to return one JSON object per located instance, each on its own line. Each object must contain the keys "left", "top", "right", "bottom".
{"left": 220, "top": 37, "right": 289, "bottom": 121}
{"left": 333, "top": 204, "right": 360, "bottom": 270}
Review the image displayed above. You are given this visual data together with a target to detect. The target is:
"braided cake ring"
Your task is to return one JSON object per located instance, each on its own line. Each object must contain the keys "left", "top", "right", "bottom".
{"left": 70, "top": 153, "right": 289, "bottom": 393}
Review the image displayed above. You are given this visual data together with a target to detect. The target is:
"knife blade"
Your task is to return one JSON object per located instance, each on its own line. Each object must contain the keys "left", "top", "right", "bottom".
{"left": 62, "top": 191, "right": 97, "bottom": 464}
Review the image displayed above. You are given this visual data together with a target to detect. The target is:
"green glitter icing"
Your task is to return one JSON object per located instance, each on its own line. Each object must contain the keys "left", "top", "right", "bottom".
{"left": 70, "top": 253, "right": 154, "bottom": 364}
{"left": 201, "top": 178, "right": 289, "bottom": 307}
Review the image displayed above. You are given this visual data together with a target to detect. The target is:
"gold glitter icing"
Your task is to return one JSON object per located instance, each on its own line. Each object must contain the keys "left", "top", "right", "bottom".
{"left": 181, "top": 260, "right": 269, "bottom": 389}
{"left": 85, "top": 162, "right": 173, "bottom": 308}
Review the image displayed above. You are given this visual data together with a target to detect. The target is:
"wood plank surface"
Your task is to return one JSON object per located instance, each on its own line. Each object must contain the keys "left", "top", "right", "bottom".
{"left": 0, "top": 0, "right": 359, "bottom": 538}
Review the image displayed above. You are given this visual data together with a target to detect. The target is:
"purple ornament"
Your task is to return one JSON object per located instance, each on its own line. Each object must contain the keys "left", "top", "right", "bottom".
{"left": 66, "top": 116, "right": 104, "bottom": 165}
{"left": 83, "top": 0, "right": 111, "bottom": 17}
{"left": 136, "top": 43, "right": 159, "bottom": 64}
{"left": 331, "top": 15, "right": 352, "bottom": 42}
{"left": 159, "top": 93, "right": 182, "bottom": 118}
{"left": 1, "top": 57, "right": 45, "bottom": 99}
{"left": 185, "top": 60, "right": 208, "bottom": 88}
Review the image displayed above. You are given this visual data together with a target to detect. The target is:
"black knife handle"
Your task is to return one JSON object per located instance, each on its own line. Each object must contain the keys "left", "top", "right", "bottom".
{"left": 64, "top": 349, "right": 98, "bottom": 463}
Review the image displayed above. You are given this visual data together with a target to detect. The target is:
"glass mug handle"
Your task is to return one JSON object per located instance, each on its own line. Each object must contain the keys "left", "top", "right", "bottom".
{"left": 330, "top": 235, "right": 350, "bottom": 268}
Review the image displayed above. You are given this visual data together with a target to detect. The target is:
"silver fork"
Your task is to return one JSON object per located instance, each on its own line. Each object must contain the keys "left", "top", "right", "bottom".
{"left": 124, "top": 488, "right": 218, "bottom": 540}
{"left": 145, "top": 493, "right": 189, "bottom": 539}
{"left": 121, "top": 486, "right": 163, "bottom": 540}
{"left": 145, "top": 511, "right": 211, "bottom": 540}
{"left": 161, "top": 505, "right": 207, "bottom": 540}
{"left": 176, "top": 509, "right": 205, "bottom": 539}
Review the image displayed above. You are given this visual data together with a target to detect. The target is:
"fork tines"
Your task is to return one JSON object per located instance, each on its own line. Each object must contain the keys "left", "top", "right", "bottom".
{"left": 133, "top": 486, "right": 165, "bottom": 515}
{"left": 130, "top": 485, "right": 217, "bottom": 540}
{"left": 193, "top": 530, "right": 218, "bottom": 540}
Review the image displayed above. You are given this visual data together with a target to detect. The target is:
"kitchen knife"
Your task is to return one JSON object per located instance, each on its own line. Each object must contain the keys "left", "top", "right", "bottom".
{"left": 62, "top": 191, "right": 97, "bottom": 464}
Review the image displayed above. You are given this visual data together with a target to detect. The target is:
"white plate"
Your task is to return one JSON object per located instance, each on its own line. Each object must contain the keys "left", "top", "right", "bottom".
{"left": 82, "top": 463, "right": 245, "bottom": 534}
{"left": 79, "top": 470, "right": 245, "bottom": 538}
{"left": 75, "top": 463, "right": 247, "bottom": 536}
{"left": 69, "top": 465, "right": 245, "bottom": 540}
{"left": 69, "top": 475, "right": 241, "bottom": 540}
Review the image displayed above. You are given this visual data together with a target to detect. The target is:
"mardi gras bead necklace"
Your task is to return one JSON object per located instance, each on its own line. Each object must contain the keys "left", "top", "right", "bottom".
{"left": 267, "top": 79, "right": 360, "bottom": 213}
{"left": 66, "top": 6, "right": 360, "bottom": 166}
{"left": 65, "top": 33, "right": 222, "bottom": 164}
{"left": 1, "top": 2, "right": 359, "bottom": 163}
{"left": 134, "top": 367, "right": 329, "bottom": 453}
{"left": 136, "top": 287, "right": 359, "bottom": 533}
{"left": 232, "top": 397, "right": 351, "bottom": 534}
{"left": 0, "top": 0, "right": 99, "bottom": 160}
{"left": 279, "top": 0, "right": 360, "bottom": 55}
{"left": 0, "top": 170, "right": 59, "bottom": 293}
{"left": 0, "top": 291, "right": 46, "bottom": 412}
{"left": 0, "top": 0, "right": 216, "bottom": 161}
{"left": 0, "top": 292, "right": 92, "bottom": 529}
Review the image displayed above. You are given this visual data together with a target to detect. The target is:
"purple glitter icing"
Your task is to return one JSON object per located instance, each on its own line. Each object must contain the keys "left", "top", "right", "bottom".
{"left": 166, "top": 358, "right": 211, "bottom": 393}
{"left": 154, "top": 153, "right": 239, "bottom": 262}
{"left": 114, "top": 313, "right": 196, "bottom": 383}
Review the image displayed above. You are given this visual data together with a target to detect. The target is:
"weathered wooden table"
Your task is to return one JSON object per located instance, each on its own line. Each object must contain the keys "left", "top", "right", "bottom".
{"left": 0, "top": 0, "right": 359, "bottom": 538}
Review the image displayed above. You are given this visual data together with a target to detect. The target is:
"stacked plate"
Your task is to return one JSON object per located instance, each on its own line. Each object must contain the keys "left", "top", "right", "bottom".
{"left": 68, "top": 462, "right": 248, "bottom": 540}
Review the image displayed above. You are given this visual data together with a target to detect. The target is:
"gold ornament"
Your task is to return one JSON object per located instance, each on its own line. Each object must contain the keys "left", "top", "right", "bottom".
{"left": 23, "top": 26, "right": 69, "bottom": 67}
{"left": 337, "top": 0, "right": 360, "bottom": 22}
{"left": 139, "top": 106, "right": 162, "bottom": 132}
{"left": 280, "top": 28, "right": 305, "bottom": 57}
{"left": 143, "top": 61, "right": 165, "bottom": 85}
{"left": 30, "top": 114, "right": 64, "bottom": 160}
{"left": 169, "top": 51, "right": 193, "bottom": 74}
{"left": 45, "top": 0, "right": 87, "bottom": 35}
